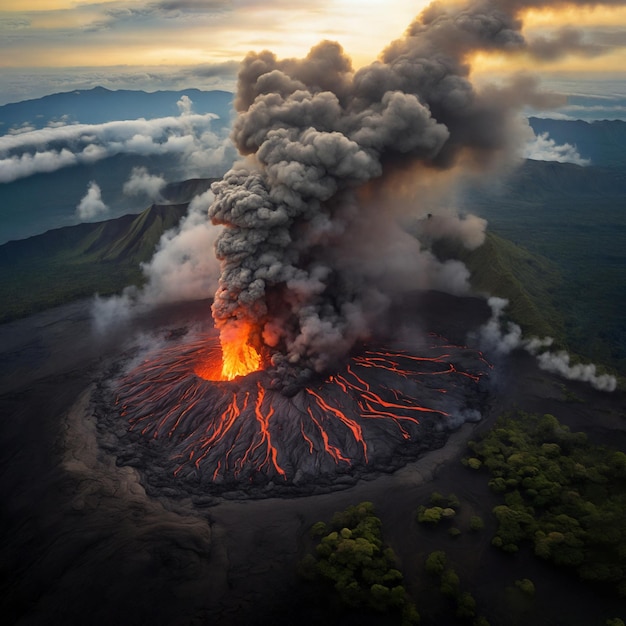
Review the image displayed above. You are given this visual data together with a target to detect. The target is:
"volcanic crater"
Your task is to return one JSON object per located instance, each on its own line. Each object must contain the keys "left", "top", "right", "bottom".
{"left": 94, "top": 307, "right": 492, "bottom": 501}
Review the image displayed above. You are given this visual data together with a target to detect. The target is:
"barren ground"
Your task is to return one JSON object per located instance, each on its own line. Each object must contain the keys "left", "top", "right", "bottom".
{"left": 0, "top": 293, "right": 624, "bottom": 625}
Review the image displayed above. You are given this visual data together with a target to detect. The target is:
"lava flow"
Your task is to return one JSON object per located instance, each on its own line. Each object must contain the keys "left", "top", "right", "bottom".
{"left": 107, "top": 329, "right": 491, "bottom": 497}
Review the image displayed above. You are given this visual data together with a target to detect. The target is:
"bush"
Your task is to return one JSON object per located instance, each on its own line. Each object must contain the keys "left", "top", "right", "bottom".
{"left": 424, "top": 550, "right": 447, "bottom": 576}
{"left": 469, "top": 515, "right": 485, "bottom": 531}
{"left": 430, "top": 491, "right": 445, "bottom": 506}
{"left": 310, "top": 521, "right": 327, "bottom": 537}
{"left": 303, "top": 502, "right": 417, "bottom": 617}
{"left": 440, "top": 568, "right": 460, "bottom": 597}
{"left": 467, "top": 411, "right": 626, "bottom": 596}
{"left": 515, "top": 578, "right": 536, "bottom": 596}
{"left": 456, "top": 591, "right": 477, "bottom": 619}
{"left": 417, "top": 506, "right": 444, "bottom": 525}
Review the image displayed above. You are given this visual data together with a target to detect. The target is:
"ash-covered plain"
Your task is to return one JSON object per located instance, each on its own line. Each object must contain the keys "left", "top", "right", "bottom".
{"left": 92, "top": 295, "right": 492, "bottom": 502}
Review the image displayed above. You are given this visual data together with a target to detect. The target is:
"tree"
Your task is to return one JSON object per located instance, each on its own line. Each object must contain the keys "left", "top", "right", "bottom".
{"left": 424, "top": 550, "right": 447, "bottom": 576}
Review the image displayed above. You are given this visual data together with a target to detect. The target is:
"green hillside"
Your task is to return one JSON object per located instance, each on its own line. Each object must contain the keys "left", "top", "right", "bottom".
{"left": 434, "top": 233, "right": 565, "bottom": 344}
{"left": 0, "top": 203, "right": 188, "bottom": 322}
{"left": 462, "top": 159, "right": 626, "bottom": 376}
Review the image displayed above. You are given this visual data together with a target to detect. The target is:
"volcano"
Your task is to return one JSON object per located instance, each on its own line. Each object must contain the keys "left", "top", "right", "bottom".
{"left": 95, "top": 313, "right": 491, "bottom": 500}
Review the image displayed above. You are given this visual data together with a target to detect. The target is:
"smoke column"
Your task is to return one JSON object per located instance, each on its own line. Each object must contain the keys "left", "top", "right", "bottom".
{"left": 207, "top": 0, "right": 593, "bottom": 391}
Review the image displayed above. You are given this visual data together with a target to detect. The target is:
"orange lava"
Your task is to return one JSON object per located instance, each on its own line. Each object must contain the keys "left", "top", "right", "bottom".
{"left": 219, "top": 321, "right": 261, "bottom": 380}
{"left": 115, "top": 332, "right": 491, "bottom": 486}
{"left": 193, "top": 322, "right": 261, "bottom": 381}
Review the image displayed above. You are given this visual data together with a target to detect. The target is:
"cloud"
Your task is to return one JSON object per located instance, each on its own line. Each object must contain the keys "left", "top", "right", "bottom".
{"left": 76, "top": 181, "right": 109, "bottom": 220}
{"left": 528, "top": 27, "right": 614, "bottom": 61}
{"left": 0, "top": 106, "right": 236, "bottom": 183}
{"left": 177, "top": 94, "right": 193, "bottom": 115}
{"left": 123, "top": 166, "right": 167, "bottom": 200}
{"left": 477, "top": 297, "right": 616, "bottom": 392}
{"left": 523, "top": 131, "right": 590, "bottom": 165}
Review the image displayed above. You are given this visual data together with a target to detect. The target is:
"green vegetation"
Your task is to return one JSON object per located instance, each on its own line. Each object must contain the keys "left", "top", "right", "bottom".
{"left": 417, "top": 493, "right": 461, "bottom": 528}
{"left": 300, "top": 501, "right": 419, "bottom": 624}
{"left": 464, "top": 159, "right": 626, "bottom": 376}
{"left": 514, "top": 578, "right": 535, "bottom": 596}
{"left": 466, "top": 412, "right": 626, "bottom": 596}
{"left": 424, "top": 551, "right": 490, "bottom": 625}
{"left": 0, "top": 204, "right": 188, "bottom": 322}
{"left": 433, "top": 232, "right": 565, "bottom": 344}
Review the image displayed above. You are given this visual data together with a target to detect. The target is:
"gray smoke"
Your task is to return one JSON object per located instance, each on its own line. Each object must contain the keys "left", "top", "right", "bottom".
{"left": 207, "top": 0, "right": 597, "bottom": 389}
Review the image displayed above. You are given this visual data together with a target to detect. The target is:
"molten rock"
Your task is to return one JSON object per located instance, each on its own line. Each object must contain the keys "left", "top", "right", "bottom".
{"left": 95, "top": 329, "right": 491, "bottom": 500}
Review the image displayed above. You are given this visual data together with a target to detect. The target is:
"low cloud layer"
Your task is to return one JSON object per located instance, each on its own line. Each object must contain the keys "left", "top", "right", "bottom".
{"left": 0, "top": 97, "right": 235, "bottom": 183}
{"left": 478, "top": 297, "right": 617, "bottom": 392}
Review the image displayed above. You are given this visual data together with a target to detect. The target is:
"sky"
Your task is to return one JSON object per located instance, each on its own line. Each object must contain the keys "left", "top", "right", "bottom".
{"left": 1, "top": 0, "right": 626, "bottom": 108}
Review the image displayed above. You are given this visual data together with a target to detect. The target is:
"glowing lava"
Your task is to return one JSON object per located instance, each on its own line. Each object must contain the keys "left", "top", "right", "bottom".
{"left": 194, "top": 321, "right": 261, "bottom": 381}
{"left": 108, "top": 330, "right": 491, "bottom": 497}
{"left": 218, "top": 321, "right": 261, "bottom": 380}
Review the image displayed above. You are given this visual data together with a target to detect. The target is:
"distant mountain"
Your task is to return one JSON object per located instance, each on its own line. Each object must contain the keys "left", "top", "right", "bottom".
{"left": 492, "top": 158, "right": 626, "bottom": 199}
{"left": 0, "top": 87, "right": 234, "bottom": 132}
{"left": 0, "top": 204, "right": 188, "bottom": 323}
{"left": 462, "top": 158, "right": 626, "bottom": 375}
{"left": 529, "top": 117, "right": 626, "bottom": 168}
{"left": 0, "top": 176, "right": 216, "bottom": 322}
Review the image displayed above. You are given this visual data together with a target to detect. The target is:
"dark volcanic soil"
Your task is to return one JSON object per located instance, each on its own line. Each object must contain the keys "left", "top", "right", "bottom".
{"left": 0, "top": 292, "right": 624, "bottom": 626}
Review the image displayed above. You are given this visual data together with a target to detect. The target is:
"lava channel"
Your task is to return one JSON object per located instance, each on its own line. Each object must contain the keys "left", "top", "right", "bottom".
{"left": 104, "top": 331, "right": 491, "bottom": 498}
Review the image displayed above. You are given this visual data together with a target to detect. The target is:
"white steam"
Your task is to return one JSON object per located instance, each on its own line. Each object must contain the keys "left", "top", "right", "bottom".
{"left": 478, "top": 297, "right": 617, "bottom": 392}
{"left": 91, "top": 190, "right": 222, "bottom": 334}
{"left": 523, "top": 132, "right": 590, "bottom": 165}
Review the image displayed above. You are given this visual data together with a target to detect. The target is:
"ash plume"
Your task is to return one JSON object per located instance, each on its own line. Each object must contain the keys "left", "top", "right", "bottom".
{"left": 208, "top": 0, "right": 573, "bottom": 390}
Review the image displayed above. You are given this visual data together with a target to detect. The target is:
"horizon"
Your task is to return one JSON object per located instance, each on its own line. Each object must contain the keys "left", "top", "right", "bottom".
{"left": 1, "top": 1, "right": 626, "bottom": 118}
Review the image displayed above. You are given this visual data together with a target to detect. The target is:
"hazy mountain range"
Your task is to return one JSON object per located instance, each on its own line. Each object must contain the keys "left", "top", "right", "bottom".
{"left": 0, "top": 86, "right": 233, "bottom": 132}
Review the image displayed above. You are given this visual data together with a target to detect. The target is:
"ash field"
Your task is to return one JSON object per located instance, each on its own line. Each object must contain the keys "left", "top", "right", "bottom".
{"left": 0, "top": 292, "right": 624, "bottom": 626}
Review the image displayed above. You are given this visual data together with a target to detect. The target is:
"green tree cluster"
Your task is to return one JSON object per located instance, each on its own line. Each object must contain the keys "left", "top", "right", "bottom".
{"left": 467, "top": 412, "right": 626, "bottom": 595}
{"left": 424, "top": 551, "right": 490, "bottom": 625}
{"left": 417, "top": 492, "right": 461, "bottom": 528}
{"left": 302, "top": 501, "right": 420, "bottom": 624}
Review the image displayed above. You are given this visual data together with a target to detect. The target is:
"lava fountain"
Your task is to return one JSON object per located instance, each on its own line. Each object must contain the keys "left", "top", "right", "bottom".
{"left": 104, "top": 322, "right": 491, "bottom": 499}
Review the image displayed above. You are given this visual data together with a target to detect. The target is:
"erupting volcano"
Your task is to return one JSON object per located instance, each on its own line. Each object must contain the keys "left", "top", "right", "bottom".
{"left": 97, "top": 0, "right": 564, "bottom": 498}
{"left": 106, "top": 322, "right": 490, "bottom": 497}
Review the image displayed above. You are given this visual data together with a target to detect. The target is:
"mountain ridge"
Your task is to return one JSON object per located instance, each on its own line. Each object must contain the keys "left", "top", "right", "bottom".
{"left": 0, "top": 87, "right": 234, "bottom": 131}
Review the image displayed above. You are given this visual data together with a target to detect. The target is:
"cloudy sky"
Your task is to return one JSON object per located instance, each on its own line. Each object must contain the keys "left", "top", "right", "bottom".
{"left": 1, "top": 0, "right": 626, "bottom": 106}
